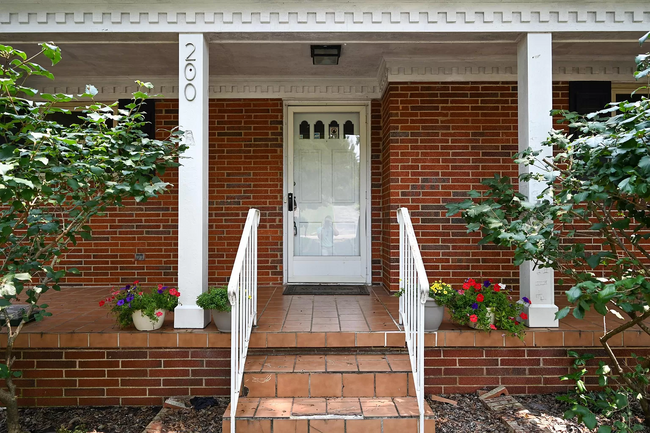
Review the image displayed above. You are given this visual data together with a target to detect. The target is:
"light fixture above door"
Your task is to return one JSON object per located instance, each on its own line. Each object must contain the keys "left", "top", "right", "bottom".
{"left": 310, "top": 45, "right": 341, "bottom": 65}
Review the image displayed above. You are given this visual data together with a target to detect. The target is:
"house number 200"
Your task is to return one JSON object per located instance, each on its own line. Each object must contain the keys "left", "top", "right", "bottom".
{"left": 184, "top": 43, "right": 197, "bottom": 102}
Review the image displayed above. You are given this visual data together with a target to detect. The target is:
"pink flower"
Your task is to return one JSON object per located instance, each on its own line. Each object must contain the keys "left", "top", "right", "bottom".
{"left": 155, "top": 311, "right": 163, "bottom": 317}
{"left": 138, "top": 292, "right": 143, "bottom": 296}
{"left": 469, "top": 315, "right": 478, "bottom": 323}
{"left": 490, "top": 324, "right": 497, "bottom": 330}
{"left": 458, "top": 289, "right": 465, "bottom": 295}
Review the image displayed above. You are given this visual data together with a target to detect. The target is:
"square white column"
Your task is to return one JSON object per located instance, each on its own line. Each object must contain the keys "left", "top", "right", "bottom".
{"left": 175, "top": 33, "right": 210, "bottom": 328}
{"left": 517, "top": 33, "right": 558, "bottom": 328}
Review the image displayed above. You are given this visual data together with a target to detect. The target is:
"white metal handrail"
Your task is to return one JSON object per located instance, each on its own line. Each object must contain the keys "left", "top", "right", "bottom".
{"left": 227, "top": 208, "right": 260, "bottom": 433}
{"left": 397, "top": 207, "right": 429, "bottom": 433}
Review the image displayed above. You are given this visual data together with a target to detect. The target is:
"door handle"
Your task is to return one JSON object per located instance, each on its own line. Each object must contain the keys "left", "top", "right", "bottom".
{"left": 293, "top": 221, "right": 298, "bottom": 236}
{"left": 288, "top": 193, "right": 297, "bottom": 211}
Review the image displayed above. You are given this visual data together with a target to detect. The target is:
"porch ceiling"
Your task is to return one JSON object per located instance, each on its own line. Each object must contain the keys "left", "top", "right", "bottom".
{"left": 8, "top": 34, "right": 643, "bottom": 80}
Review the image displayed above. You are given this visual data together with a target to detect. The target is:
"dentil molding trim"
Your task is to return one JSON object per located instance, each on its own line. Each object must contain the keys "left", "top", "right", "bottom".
{"left": 1, "top": 2, "right": 649, "bottom": 33}
{"left": 30, "top": 59, "right": 638, "bottom": 100}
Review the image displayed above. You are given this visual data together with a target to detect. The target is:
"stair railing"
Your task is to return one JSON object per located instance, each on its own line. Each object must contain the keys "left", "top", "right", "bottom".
{"left": 227, "top": 208, "right": 260, "bottom": 433}
{"left": 397, "top": 207, "right": 428, "bottom": 433}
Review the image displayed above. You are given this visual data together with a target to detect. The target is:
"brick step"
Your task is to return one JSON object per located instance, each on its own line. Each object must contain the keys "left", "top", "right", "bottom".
{"left": 222, "top": 397, "right": 435, "bottom": 432}
{"left": 243, "top": 353, "right": 415, "bottom": 398}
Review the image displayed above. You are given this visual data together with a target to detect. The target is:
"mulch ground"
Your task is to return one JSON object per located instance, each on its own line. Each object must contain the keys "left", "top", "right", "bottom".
{"left": 0, "top": 406, "right": 160, "bottom": 433}
{"left": 0, "top": 393, "right": 647, "bottom": 432}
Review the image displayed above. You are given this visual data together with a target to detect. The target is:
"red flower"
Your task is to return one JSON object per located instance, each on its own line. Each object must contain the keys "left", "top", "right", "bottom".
{"left": 520, "top": 313, "right": 528, "bottom": 320}
{"left": 99, "top": 300, "right": 105, "bottom": 307}
{"left": 158, "top": 284, "right": 163, "bottom": 290}
{"left": 490, "top": 324, "right": 497, "bottom": 330}
{"left": 474, "top": 283, "right": 481, "bottom": 290}
{"left": 169, "top": 288, "right": 178, "bottom": 296}
{"left": 467, "top": 279, "right": 476, "bottom": 285}
{"left": 155, "top": 311, "right": 163, "bottom": 317}
{"left": 476, "top": 294, "right": 484, "bottom": 303}
{"left": 488, "top": 278, "right": 494, "bottom": 283}
{"left": 462, "top": 282, "right": 470, "bottom": 290}
{"left": 493, "top": 285, "right": 501, "bottom": 292}
{"left": 469, "top": 314, "right": 478, "bottom": 323}
{"left": 138, "top": 292, "right": 143, "bottom": 296}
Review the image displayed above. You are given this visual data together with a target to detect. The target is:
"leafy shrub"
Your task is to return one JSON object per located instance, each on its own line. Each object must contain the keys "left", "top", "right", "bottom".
{"left": 196, "top": 286, "right": 231, "bottom": 312}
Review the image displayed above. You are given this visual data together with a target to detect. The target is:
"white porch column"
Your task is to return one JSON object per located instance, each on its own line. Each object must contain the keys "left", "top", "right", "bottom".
{"left": 517, "top": 33, "right": 559, "bottom": 328}
{"left": 175, "top": 33, "right": 210, "bottom": 329}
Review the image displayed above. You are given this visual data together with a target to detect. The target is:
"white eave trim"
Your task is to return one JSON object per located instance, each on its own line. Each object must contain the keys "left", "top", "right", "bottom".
{"left": 1, "top": 2, "right": 649, "bottom": 34}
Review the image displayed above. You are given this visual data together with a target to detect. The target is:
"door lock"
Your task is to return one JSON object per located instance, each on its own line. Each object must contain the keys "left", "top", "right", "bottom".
{"left": 293, "top": 221, "right": 298, "bottom": 236}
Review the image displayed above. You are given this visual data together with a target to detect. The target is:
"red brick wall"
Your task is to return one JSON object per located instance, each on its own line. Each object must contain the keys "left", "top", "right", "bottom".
{"left": 60, "top": 99, "right": 284, "bottom": 287}
{"left": 13, "top": 348, "right": 230, "bottom": 406}
{"left": 60, "top": 84, "right": 572, "bottom": 290}
{"left": 423, "top": 346, "right": 648, "bottom": 395}
{"left": 380, "top": 82, "right": 570, "bottom": 292}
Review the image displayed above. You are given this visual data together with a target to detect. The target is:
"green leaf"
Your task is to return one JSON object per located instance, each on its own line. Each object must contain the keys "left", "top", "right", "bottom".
{"left": 640, "top": 30, "right": 650, "bottom": 45}
{"left": 566, "top": 286, "right": 582, "bottom": 302}
{"left": 555, "top": 306, "right": 570, "bottom": 320}
{"left": 13, "top": 273, "right": 31, "bottom": 281}
{"left": 66, "top": 178, "right": 79, "bottom": 190}
{"left": 586, "top": 254, "right": 601, "bottom": 269}
{"left": 573, "top": 306, "right": 585, "bottom": 320}
{"left": 40, "top": 42, "right": 61, "bottom": 65}
{"left": 597, "top": 426, "right": 612, "bottom": 433}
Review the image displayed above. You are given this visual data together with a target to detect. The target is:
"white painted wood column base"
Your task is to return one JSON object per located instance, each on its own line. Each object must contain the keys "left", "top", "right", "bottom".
{"left": 517, "top": 33, "right": 558, "bottom": 328}
{"left": 175, "top": 33, "right": 210, "bottom": 329}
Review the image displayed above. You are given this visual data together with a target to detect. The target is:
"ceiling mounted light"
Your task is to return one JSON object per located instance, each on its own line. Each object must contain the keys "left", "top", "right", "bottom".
{"left": 310, "top": 45, "right": 341, "bottom": 65}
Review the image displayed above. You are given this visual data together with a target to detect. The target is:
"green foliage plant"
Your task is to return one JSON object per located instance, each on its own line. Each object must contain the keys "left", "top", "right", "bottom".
{"left": 102, "top": 281, "right": 181, "bottom": 328}
{"left": 445, "top": 32, "right": 650, "bottom": 429}
{"left": 559, "top": 351, "right": 649, "bottom": 432}
{"left": 196, "top": 286, "right": 231, "bottom": 312}
{"left": 0, "top": 43, "right": 186, "bottom": 433}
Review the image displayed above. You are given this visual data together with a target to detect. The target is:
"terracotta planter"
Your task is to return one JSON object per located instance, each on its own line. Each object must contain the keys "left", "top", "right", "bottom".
{"left": 131, "top": 309, "right": 166, "bottom": 331}
{"left": 468, "top": 307, "right": 495, "bottom": 329}
{"left": 424, "top": 298, "right": 444, "bottom": 331}
{"left": 212, "top": 310, "right": 232, "bottom": 332}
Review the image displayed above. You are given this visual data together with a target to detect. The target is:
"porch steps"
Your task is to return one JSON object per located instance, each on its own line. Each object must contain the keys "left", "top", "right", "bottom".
{"left": 242, "top": 354, "right": 416, "bottom": 398}
{"left": 223, "top": 352, "right": 436, "bottom": 431}
{"left": 222, "top": 397, "right": 436, "bottom": 432}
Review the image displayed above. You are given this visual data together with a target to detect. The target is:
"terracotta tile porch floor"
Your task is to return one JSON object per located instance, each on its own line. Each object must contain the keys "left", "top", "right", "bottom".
{"left": 14, "top": 285, "right": 648, "bottom": 349}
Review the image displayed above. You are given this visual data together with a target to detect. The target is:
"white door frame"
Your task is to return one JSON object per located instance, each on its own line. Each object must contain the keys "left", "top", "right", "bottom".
{"left": 282, "top": 101, "right": 372, "bottom": 284}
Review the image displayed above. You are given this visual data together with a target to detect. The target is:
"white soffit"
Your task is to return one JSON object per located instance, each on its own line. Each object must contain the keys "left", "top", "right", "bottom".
{"left": 1, "top": 1, "right": 649, "bottom": 34}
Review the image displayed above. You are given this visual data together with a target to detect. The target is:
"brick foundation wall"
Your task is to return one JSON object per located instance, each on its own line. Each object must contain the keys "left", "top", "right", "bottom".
{"left": 380, "top": 82, "right": 570, "bottom": 292}
{"left": 12, "top": 348, "right": 230, "bottom": 407}
{"left": 424, "top": 347, "right": 648, "bottom": 395}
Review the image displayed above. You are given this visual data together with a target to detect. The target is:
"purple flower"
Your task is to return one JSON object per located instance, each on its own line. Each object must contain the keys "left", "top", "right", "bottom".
{"left": 522, "top": 297, "right": 531, "bottom": 304}
{"left": 125, "top": 295, "right": 134, "bottom": 303}
{"left": 471, "top": 303, "right": 479, "bottom": 310}
{"left": 483, "top": 280, "right": 491, "bottom": 287}
{"left": 117, "top": 299, "right": 125, "bottom": 306}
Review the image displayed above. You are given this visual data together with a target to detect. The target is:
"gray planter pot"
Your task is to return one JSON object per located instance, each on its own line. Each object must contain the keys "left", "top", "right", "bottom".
{"left": 424, "top": 298, "right": 444, "bottom": 331}
{"left": 211, "top": 310, "right": 232, "bottom": 333}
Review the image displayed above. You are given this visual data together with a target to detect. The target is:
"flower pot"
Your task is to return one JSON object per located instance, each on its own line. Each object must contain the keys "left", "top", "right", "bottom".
{"left": 468, "top": 307, "right": 495, "bottom": 329}
{"left": 132, "top": 309, "right": 165, "bottom": 331}
{"left": 424, "top": 298, "right": 444, "bottom": 332}
{"left": 211, "top": 310, "right": 231, "bottom": 332}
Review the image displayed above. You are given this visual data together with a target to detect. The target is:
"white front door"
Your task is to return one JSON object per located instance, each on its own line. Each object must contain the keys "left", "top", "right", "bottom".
{"left": 286, "top": 105, "right": 368, "bottom": 283}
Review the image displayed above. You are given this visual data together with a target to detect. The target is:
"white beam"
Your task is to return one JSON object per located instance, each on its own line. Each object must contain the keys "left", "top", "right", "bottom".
{"left": 517, "top": 33, "right": 558, "bottom": 328}
{"left": 175, "top": 33, "right": 210, "bottom": 329}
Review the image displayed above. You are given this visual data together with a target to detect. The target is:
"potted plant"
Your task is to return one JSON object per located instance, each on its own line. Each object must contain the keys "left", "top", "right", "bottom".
{"left": 443, "top": 278, "right": 528, "bottom": 339}
{"left": 102, "top": 281, "right": 181, "bottom": 330}
{"left": 196, "top": 286, "right": 231, "bottom": 332}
